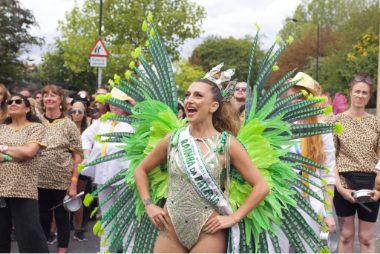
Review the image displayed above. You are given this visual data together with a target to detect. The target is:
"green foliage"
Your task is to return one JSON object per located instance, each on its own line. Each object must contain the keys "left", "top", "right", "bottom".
{"left": 54, "top": 0, "right": 205, "bottom": 89}
{"left": 189, "top": 36, "right": 265, "bottom": 81}
{"left": 0, "top": 0, "right": 42, "bottom": 85}
{"left": 38, "top": 42, "right": 97, "bottom": 92}
{"left": 173, "top": 60, "right": 204, "bottom": 97}
{"left": 341, "top": 28, "right": 378, "bottom": 86}
{"left": 279, "top": 0, "right": 379, "bottom": 95}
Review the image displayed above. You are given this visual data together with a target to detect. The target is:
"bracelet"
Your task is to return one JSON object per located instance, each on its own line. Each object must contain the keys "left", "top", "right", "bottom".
{"left": 326, "top": 210, "right": 334, "bottom": 216}
{"left": 2, "top": 154, "right": 13, "bottom": 161}
{"left": 143, "top": 198, "right": 153, "bottom": 207}
{"left": 71, "top": 177, "right": 78, "bottom": 183}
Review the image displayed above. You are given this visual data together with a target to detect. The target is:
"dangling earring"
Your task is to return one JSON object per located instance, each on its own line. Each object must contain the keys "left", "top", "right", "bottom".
{"left": 59, "top": 105, "right": 63, "bottom": 110}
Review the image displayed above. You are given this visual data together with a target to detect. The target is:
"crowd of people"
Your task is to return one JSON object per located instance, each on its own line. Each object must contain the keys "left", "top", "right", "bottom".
{"left": 0, "top": 71, "right": 379, "bottom": 253}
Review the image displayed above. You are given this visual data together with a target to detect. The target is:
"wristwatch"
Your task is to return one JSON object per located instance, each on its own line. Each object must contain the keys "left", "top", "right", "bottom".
{"left": 0, "top": 145, "right": 8, "bottom": 153}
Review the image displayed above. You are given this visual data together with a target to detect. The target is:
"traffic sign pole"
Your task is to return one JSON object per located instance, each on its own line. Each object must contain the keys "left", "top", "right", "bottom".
{"left": 98, "top": 0, "right": 103, "bottom": 88}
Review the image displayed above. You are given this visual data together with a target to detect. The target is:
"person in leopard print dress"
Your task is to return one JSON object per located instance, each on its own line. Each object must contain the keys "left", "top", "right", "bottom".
{"left": 328, "top": 73, "right": 380, "bottom": 253}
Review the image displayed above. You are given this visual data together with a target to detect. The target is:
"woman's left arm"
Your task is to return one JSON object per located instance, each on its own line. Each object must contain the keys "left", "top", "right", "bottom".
{"left": 320, "top": 133, "right": 336, "bottom": 232}
{"left": 0, "top": 143, "right": 42, "bottom": 161}
{"left": 68, "top": 152, "right": 82, "bottom": 198}
{"left": 370, "top": 149, "right": 380, "bottom": 201}
{"left": 204, "top": 137, "right": 270, "bottom": 233}
{"left": 67, "top": 121, "right": 83, "bottom": 198}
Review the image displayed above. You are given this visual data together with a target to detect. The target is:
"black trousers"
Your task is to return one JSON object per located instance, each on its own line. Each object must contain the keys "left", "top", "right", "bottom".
{"left": 0, "top": 197, "right": 48, "bottom": 253}
{"left": 38, "top": 188, "right": 70, "bottom": 248}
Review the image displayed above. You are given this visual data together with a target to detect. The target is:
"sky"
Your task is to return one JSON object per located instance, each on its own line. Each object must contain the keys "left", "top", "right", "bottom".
{"left": 19, "top": 0, "right": 301, "bottom": 64}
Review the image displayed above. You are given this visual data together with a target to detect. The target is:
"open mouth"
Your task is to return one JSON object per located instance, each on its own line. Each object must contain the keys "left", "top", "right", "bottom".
{"left": 186, "top": 106, "right": 197, "bottom": 117}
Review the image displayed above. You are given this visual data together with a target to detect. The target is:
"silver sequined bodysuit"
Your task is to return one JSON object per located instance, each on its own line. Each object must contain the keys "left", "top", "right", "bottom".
{"left": 167, "top": 134, "right": 225, "bottom": 250}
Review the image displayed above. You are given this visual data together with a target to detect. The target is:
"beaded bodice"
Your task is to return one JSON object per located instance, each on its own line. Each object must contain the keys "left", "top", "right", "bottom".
{"left": 166, "top": 133, "right": 225, "bottom": 249}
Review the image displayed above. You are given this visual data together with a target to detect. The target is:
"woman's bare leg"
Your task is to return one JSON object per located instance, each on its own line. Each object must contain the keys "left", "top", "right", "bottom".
{"left": 154, "top": 230, "right": 187, "bottom": 253}
{"left": 154, "top": 207, "right": 187, "bottom": 253}
{"left": 190, "top": 230, "right": 226, "bottom": 253}
{"left": 338, "top": 215, "right": 355, "bottom": 253}
{"left": 74, "top": 179, "right": 87, "bottom": 232}
{"left": 358, "top": 219, "right": 376, "bottom": 253}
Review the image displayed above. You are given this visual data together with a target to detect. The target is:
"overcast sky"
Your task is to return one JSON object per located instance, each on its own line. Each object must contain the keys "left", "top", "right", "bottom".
{"left": 19, "top": 0, "right": 301, "bottom": 64}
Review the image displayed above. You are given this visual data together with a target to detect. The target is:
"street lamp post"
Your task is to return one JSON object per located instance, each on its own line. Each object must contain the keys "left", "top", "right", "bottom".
{"left": 97, "top": 0, "right": 103, "bottom": 89}
{"left": 286, "top": 18, "right": 320, "bottom": 81}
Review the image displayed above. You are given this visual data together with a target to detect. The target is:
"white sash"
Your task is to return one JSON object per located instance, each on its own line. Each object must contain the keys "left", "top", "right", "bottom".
{"left": 177, "top": 126, "right": 240, "bottom": 252}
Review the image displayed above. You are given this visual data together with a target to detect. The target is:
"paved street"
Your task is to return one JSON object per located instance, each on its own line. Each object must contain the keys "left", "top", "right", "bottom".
{"left": 11, "top": 213, "right": 380, "bottom": 253}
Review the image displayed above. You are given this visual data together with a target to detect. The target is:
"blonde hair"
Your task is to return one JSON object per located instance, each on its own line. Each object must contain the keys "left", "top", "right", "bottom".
{"left": 300, "top": 115, "right": 326, "bottom": 171}
{"left": 290, "top": 85, "right": 326, "bottom": 170}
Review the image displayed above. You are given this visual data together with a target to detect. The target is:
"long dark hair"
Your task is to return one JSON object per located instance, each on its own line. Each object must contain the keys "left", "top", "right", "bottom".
{"left": 70, "top": 99, "right": 88, "bottom": 133}
{"left": 0, "top": 84, "right": 10, "bottom": 122}
{"left": 197, "top": 79, "right": 240, "bottom": 136}
{"left": 4, "top": 94, "right": 41, "bottom": 124}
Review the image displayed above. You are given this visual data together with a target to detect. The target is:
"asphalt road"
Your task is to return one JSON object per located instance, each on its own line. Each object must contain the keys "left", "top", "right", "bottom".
{"left": 11, "top": 213, "right": 380, "bottom": 253}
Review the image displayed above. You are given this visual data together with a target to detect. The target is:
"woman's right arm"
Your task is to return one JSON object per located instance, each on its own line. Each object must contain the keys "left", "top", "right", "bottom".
{"left": 134, "top": 134, "right": 170, "bottom": 229}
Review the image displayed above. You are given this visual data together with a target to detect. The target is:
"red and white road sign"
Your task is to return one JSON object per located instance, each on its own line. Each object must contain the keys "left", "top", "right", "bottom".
{"left": 89, "top": 38, "right": 110, "bottom": 57}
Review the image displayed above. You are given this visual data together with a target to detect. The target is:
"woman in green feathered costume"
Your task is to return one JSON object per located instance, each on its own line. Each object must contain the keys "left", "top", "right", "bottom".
{"left": 134, "top": 77, "right": 270, "bottom": 252}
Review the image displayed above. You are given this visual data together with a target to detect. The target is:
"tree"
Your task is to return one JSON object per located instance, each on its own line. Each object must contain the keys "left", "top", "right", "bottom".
{"left": 0, "top": 0, "right": 42, "bottom": 85}
{"left": 189, "top": 36, "right": 264, "bottom": 81}
{"left": 55, "top": 0, "right": 206, "bottom": 89}
{"left": 270, "top": 27, "right": 336, "bottom": 84}
{"left": 174, "top": 60, "right": 204, "bottom": 97}
{"left": 278, "top": 0, "right": 379, "bottom": 94}
{"left": 38, "top": 42, "right": 97, "bottom": 92}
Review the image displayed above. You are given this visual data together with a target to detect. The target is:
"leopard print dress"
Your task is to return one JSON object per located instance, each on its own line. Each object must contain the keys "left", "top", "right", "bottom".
{"left": 0, "top": 123, "right": 46, "bottom": 199}
{"left": 328, "top": 113, "right": 380, "bottom": 188}
{"left": 38, "top": 117, "right": 82, "bottom": 190}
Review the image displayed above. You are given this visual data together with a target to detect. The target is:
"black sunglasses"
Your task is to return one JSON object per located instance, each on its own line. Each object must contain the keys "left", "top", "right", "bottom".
{"left": 235, "top": 87, "right": 247, "bottom": 92}
{"left": 70, "top": 109, "right": 84, "bottom": 114}
{"left": 354, "top": 75, "right": 373, "bottom": 85}
{"left": 6, "top": 99, "right": 24, "bottom": 105}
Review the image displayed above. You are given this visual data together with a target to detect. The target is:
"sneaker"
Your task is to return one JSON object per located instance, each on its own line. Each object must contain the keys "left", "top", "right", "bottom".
{"left": 47, "top": 232, "right": 57, "bottom": 245}
{"left": 73, "top": 230, "right": 88, "bottom": 242}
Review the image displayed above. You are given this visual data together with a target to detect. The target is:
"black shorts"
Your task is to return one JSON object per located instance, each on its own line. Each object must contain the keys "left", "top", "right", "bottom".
{"left": 79, "top": 174, "right": 90, "bottom": 181}
{"left": 333, "top": 187, "right": 380, "bottom": 222}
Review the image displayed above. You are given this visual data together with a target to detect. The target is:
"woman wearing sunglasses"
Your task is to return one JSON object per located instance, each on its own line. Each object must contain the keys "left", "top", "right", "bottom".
{"left": 0, "top": 94, "right": 48, "bottom": 252}
{"left": 69, "top": 99, "right": 90, "bottom": 242}
{"left": 328, "top": 73, "right": 380, "bottom": 253}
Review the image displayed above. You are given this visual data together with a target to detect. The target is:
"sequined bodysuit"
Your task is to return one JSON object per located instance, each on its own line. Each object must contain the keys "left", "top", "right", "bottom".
{"left": 167, "top": 134, "right": 225, "bottom": 250}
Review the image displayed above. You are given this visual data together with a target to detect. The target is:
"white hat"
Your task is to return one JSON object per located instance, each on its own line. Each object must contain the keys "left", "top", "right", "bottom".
{"left": 110, "top": 87, "right": 132, "bottom": 101}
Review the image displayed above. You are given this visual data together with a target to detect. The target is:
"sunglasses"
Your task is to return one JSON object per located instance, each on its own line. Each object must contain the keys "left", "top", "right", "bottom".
{"left": 6, "top": 99, "right": 24, "bottom": 105}
{"left": 70, "top": 109, "right": 84, "bottom": 115}
{"left": 354, "top": 75, "right": 373, "bottom": 85}
{"left": 235, "top": 87, "right": 247, "bottom": 92}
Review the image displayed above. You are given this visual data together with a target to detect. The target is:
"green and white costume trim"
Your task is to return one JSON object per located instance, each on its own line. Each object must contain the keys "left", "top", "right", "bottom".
{"left": 177, "top": 126, "right": 239, "bottom": 252}
{"left": 81, "top": 11, "right": 342, "bottom": 253}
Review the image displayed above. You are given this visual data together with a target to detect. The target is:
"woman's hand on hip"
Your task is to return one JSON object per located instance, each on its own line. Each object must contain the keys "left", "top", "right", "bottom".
{"left": 203, "top": 215, "right": 238, "bottom": 234}
{"left": 145, "top": 204, "right": 169, "bottom": 230}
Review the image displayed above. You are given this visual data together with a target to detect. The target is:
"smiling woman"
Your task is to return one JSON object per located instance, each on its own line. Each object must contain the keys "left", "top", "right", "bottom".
{"left": 38, "top": 84, "right": 83, "bottom": 253}
{"left": 327, "top": 73, "right": 380, "bottom": 253}
{"left": 0, "top": 94, "right": 48, "bottom": 253}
